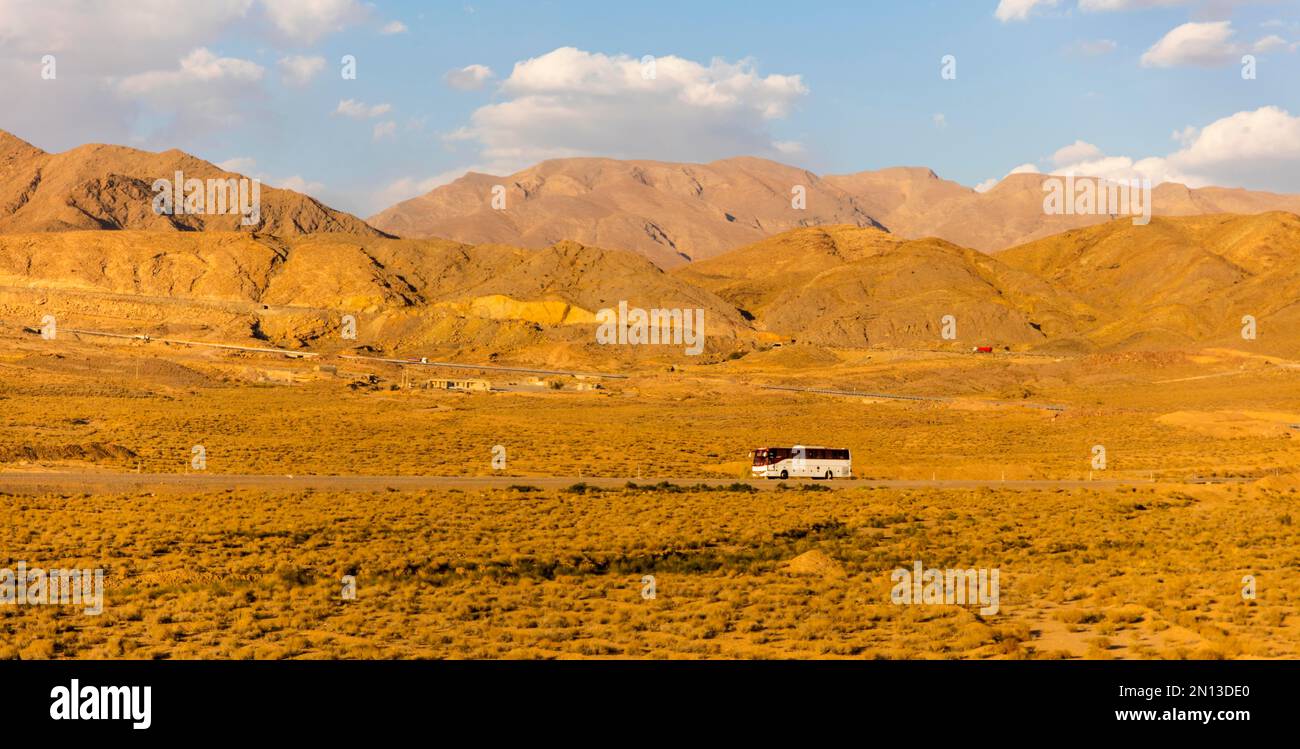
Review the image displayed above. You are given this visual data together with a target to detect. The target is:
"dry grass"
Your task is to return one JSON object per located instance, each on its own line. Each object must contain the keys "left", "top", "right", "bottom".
{"left": 2, "top": 335, "right": 1299, "bottom": 659}
{"left": 2, "top": 482, "right": 1299, "bottom": 659}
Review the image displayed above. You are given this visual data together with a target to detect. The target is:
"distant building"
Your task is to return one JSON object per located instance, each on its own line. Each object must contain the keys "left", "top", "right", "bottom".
{"left": 425, "top": 378, "right": 491, "bottom": 392}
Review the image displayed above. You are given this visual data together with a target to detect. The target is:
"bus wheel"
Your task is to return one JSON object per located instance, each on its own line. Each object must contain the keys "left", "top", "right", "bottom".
{"left": 824, "top": 470, "right": 833, "bottom": 480}
{"left": 779, "top": 470, "right": 788, "bottom": 480}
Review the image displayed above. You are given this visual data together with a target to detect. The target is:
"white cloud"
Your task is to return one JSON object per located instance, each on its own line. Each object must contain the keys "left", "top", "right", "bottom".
{"left": 974, "top": 162, "right": 1040, "bottom": 192}
{"left": 1140, "top": 21, "right": 1284, "bottom": 68}
{"left": 933, "top": 113, "right": 948, "bottom": 128}
{"left": 1253, "top": 34, "right": 1287, "bottom": 53}
{"left": 443, "top": 64, "right": 495, "bottom": 91}
{"left": 448, "top": 47, "right": 808, "bottom": 172}
{"left": 1079, "top": 0, "right": 1192, "bottom": 10}
{"left": 1172, "top": 125, "right": 1199, "bottom": 146}
{"left": 278, "top": 55, "right": 326, "bottom": 85}
{"left": 116, "top": 48, "right": 265, "bottom": 133}
{"left": 272, "top": 175, "right": 326, "bottom": 194}
{"left": 994, "top": 107, "right": 1300, "bottom": 193}
{"left": 217, "top": 156, "right": 258, "bottom": 173}
{"left": 118, "top": 48, "right": 263, "bottom": 93}
{"left": 210, "top": 157, "right": 325, "bottom": 196}
{"left": 1170, "top": 106, "right": 1300, "bottom": 179}
{"left": 373, "top": 170, "right": 476, "bottom": 210}
{"left": 1141, "top": 21, "right": 1237, "bottom": 67}
{"left": 261, "top": 0, "right": 368, "bottom": 44}
{"left": 373, "top": 121, "right": 397, "bottom": 141}
{"left": 380, "top": 20, "right": 408, "bottom": 34}
{"left": 336, "top": 99, "right": 392, "bottom": 118}
{"left": 0, "top": 0, "right": 368, "bottom": 148}
{"left": 995, "top": 0, "right": 1059, "bottom": 22}
{"left": 0, "top": 0, "right": 255, "bottom": 72}
{"left": 1052, "top": 140, "right": 1104, "bottom": 165}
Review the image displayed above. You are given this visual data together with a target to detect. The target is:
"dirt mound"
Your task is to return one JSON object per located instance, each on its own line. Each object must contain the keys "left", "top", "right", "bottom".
{"left": 783, "top": 549, "right": 844, "bottom": 577}
{"left": 1255, "top": 473, "right": 1300, "bottom": 492}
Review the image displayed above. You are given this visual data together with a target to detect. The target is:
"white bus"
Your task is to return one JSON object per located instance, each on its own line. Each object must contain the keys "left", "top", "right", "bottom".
{"left": 750, "top": 446, "right": 852, "bottom": 480}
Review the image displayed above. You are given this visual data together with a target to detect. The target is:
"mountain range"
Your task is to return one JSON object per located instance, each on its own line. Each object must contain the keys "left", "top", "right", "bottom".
{"left": 369, "top": 156, "right": 1300, "bottom": 266}
{"left": 4, "top": 212, "right": 1299, "bottom": 359}
{"left": 2, "top": 128, "right": 1299, "bottom": 359}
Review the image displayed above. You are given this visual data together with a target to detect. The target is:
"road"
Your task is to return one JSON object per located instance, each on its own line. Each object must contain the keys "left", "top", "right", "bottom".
{"left": 761, "top": 385, "right": 1068, "bottom": 412}
{"left": 0, "top": 471, "right": 1248, "bottom": 494}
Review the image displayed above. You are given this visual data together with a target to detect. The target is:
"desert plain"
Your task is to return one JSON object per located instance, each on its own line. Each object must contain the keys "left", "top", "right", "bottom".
{"left": 2, "top": 305, "right": 1299, "bottom": 659}
{"left": 2, "top": 130, "right": 1300, "bottom": 660}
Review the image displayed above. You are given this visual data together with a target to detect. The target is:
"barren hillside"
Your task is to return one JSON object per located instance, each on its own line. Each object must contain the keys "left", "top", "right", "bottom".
{"left": 678, "top": 225, "right": 1091, "bottom": 349}
{"left": 371, "top": 155, "right": 1300, "bottom": 264}
{"left": 0, "top": 129, "right": 385, "bottom": 237}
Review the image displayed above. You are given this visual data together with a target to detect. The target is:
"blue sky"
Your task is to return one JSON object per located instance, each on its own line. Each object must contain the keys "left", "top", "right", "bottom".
{"left": 2, "top": 0, "right": 1298, "bottom": 216}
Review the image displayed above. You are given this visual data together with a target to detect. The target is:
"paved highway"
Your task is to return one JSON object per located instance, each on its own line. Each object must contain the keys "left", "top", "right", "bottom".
{"left": 0, "top": 470, "right": 1246, "bottom": 494}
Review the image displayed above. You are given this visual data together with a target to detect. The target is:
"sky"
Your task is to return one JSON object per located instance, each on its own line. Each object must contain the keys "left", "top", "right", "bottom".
{"left": 1, "top": 0, "right": 1298, "bottom": 216}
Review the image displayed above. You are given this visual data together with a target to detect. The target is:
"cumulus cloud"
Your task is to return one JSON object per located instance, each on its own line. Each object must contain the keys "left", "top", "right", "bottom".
{"left": 1078, "top": 0, "right": 1193, "bottom": 10}
{"left": 0, "top": 0, "right": 255, "bottom": 72}
{"left": 116, "top": 48, "right": 265, "bottom": 133}
{"left": 1052, "top": 140, "right": 1104, "bottom": 165}
{"left": 372, "top": 169, "right": 479, "bottom": 211}
{"left": 1166, "top": 106, "right": 1300, "bottom": 187}
{"left": 373, "top": 121, "right": 397, "bottom": 141}
{"left": 210, "top": 157, "right": 324, "bottom": 195}
{"left": 0, "top": 0, "right": 366, "bottom": 59}
{"left": 975, "top": 162, "right": 1040, "bottom": 192}
{"left": 380, "top": 20, "right": 408, "bottom": 35}
{"left": 272, "top": 175, "right": 326, "bottom": 194}
{"left": 995, "top": 0, "right": 1059, "bottom": 22}
{"left": 980, "top": 107, "right": 1300, "bottom": 193}
{"left": 1141, "top": 21, "right": 1286, "bottom": 67}
{"left": 335, "top": 99, "right": 392, "bottom": 118}
{"left": 443, "top": 64, "right": 495, "bottom": 91}
{"left": 278, "top": 55, "right": 326, "bottom": 85}
{"left": 1252, "top": 34, "right": 1287, "bottom": 52}
{"left": 446, "top": 47, "right": 808, "bottom": 172}
{"left": 261, "top": 0, "right": 368, "bottom": 44}
{"left": 1141, "top": 21, "right": 1237, "bottom": 66}
{"left": 0, "top": 0, "right": 367, "bottom": 148}
{"left": 217, "top": 156, "right": 258, "bottom": 173}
